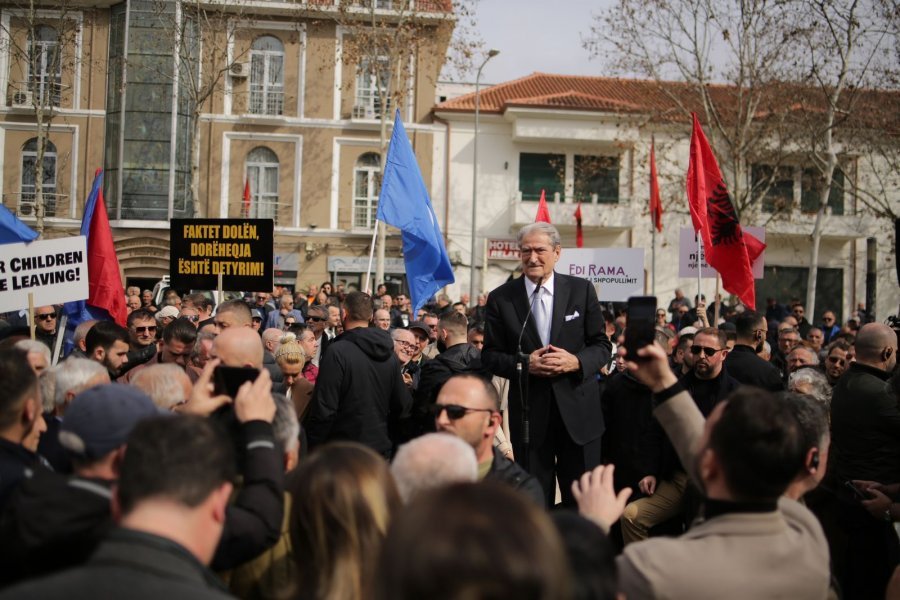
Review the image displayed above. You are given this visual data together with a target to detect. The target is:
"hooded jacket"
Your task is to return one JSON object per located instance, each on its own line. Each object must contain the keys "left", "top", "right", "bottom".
{"left": 305, "top": 327, "right": 412, "bottom": 457}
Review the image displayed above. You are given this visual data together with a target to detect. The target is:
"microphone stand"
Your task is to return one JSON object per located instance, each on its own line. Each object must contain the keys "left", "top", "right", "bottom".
{"left": 516, "top": 288, "right": 540, "bottom": 472}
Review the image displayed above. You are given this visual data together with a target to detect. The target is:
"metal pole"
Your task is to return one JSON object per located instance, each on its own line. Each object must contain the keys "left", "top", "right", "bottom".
{"left": 651, "top": 225, "right": 656, "bottom": 297}
{"left": 469, "top": 49, "right": 499, "bottom": 302}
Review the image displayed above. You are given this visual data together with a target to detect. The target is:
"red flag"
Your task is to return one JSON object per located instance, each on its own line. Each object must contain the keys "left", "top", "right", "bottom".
{"left": 535, "top": 189, "right": 552, "bottom": 223}
{"left": 574, "top": 202, "right": 583, "bottom": 247}
{"left": 649, "top": 139, "right": 663, "bottom": 232}
{"left": 686, "top": 114, "right": 765, "bottom": 308}
{"left": 242, "top": 178, "right": 251, "bottom": 217}
{"left": 86, "top": 170, "right": 127, "bottom": 326}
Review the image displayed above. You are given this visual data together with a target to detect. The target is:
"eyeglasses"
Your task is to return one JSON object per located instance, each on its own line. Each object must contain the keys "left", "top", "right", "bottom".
{"left": 36, "top": 313, "right": 56, "bottom": 321}
{"left": 133, "top": 325, "right": 158, "bottom": 333}
{"left": 429, "top": 404, "right": 495, "bottom": 420}
{"left": 185, "top": 315, "right": 200, "bottom": 322}
{"left": 690, "top": 346, "right": 722, "bottom": 357}
{"left": 394, "top": 341, "right": 417, "bottom": 350}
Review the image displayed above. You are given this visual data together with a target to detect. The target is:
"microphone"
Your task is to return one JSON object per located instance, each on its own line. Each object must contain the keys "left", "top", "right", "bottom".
{"left": 517, "top": 287, "right": 541, "bottom": 361}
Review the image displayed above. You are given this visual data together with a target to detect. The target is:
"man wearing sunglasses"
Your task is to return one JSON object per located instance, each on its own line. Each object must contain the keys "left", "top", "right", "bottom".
{"left": 433, "top": 374, "right": 544, "bottom": 507}
{"left": 623, "top": 327, "right": 739, "bottom": 544}
{"left": 32, "top": 306, "right": 60, "bottom": 351}
{"left": 304, "top": 305, "right": 330, "bottom": 367}
{"left": 121, "top": 309, "right": 159, "bottom": 376}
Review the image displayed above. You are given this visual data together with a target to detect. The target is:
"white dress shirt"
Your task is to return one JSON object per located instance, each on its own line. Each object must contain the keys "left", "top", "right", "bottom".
{"left": 524, "top": 272, "right": 554, "bottom": 346}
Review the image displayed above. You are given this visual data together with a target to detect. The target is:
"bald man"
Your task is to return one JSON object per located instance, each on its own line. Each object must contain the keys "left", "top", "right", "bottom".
{"left": 211, "top": 326, "right": 264, "bottom": 369}
{"left": 828, "top": 322, "right": 899, "bottom": 598}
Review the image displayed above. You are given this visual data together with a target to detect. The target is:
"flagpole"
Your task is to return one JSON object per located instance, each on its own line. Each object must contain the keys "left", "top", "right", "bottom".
{"left": 714, "top": 274, "right": 721, "bottom": 324}
{"left": 363, "top": 221, "right": 379, "bottom": 295}
{"left": 696, "top": 233, "right": 702, "bottom": 312}
{"left": 651, "top": 224, "right": 656, "bottom": 297}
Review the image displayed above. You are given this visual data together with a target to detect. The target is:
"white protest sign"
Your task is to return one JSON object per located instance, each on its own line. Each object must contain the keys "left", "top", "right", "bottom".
{"left": 678, "top": 226, "right": 765, "bottom": 279}
{"left": 557, "top": 247, "right": 645, "bottom": 301}
{"left": 0, "top": 236, "right": 89, "bottom": 312}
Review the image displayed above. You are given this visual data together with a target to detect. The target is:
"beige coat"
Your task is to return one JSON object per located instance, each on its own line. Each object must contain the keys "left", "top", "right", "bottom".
{"left": 617, "top": 390, "right": 831, "bottom": 600}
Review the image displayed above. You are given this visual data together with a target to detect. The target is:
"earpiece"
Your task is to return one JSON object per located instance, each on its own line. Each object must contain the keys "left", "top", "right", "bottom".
{"left": 810, "top": 449, "right": 820, "bottom": 471}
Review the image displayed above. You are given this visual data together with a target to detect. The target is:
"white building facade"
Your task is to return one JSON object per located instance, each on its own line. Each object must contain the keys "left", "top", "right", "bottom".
{"left": 431, "top": 73, "right": 899, "bottom": 322}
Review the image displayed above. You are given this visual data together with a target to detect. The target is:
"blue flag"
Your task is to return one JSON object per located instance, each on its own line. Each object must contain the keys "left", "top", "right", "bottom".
{"left": 376, "top": 110, "right": 454, "bottom": 315}
{"left": 0, "top": 204, "right": 38, "bottom": 245}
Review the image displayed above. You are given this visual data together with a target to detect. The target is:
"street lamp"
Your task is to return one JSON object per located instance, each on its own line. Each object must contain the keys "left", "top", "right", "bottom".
{"left": 469, "top": 48, "right": 500, "bottom": 305}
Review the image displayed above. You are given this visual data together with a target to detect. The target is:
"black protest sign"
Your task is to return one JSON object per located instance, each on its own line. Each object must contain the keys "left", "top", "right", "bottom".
{"left": 170, "top": 219, "right": 274, "bottom": 292}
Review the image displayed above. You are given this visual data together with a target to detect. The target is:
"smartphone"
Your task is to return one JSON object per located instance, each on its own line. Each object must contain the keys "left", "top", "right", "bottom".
{"left": 624, "top": 296, "right": 657, "bottom": 360}
{"left": 843, "top": 480, "right": 872, "bottom": 502}
{"left": 213, "top": 365, "right": 260, "bottom": 398}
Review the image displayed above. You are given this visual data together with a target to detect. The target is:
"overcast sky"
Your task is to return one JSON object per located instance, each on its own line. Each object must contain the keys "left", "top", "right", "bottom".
{"left": 461, "top": 0, "right": 611, "bottom": 85}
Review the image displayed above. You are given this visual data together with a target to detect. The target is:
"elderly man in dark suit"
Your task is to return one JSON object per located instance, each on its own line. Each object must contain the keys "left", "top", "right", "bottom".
{"left": 482, "top": 222, "right": 611, "bottom": 507}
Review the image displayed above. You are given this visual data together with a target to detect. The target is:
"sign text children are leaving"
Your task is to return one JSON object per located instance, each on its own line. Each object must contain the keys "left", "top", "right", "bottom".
{"left": 170, "top": 219, "right": 274, "bottom": 292}
{"left": 0, "top": 236, "right": 89, "bottom": 312}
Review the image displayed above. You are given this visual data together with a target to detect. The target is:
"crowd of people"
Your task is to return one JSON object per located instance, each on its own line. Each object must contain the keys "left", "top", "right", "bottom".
{"left": 0, "top": 221, "right": 897, "bottom": 599}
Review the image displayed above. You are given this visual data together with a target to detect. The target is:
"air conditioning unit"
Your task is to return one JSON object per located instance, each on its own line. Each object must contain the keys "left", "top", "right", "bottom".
{"left": 230, "top": 62, "right": 251, "bottom": 78}
{"left": 352, "top": 104, "right": 375, "bottom": 120}
{"left": 11, "top": 91, "right": 33, "bottom": 107}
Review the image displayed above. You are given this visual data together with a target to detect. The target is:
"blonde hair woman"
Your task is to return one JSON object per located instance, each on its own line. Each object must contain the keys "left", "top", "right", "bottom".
{"left": 274, "top": 333, "right": 313, "bottom": 420}
{"left": 289, "top": 442, "right": 400, "bottom": 600}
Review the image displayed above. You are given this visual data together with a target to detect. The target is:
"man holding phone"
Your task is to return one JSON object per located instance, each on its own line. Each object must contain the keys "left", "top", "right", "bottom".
{"left": 482, "top": 222, "right": 611, "bottom": 507}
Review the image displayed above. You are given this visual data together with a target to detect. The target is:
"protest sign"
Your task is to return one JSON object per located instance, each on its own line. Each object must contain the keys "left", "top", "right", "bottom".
{"left": 557, "top": 247, "right": 645, "bottom": 301}
{"left": 679, "top": 226, "right": 765, "bottom": 279}
{"left": 0, "top": 236, "right": 88, "bottom": 312}
{"left": 170, "top": 219, "right": 274, "bottom": 291}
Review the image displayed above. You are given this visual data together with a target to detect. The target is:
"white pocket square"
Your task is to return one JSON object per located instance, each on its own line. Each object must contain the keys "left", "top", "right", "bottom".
{"left": 565, "top": 311, "right": 580, "bottom": 322}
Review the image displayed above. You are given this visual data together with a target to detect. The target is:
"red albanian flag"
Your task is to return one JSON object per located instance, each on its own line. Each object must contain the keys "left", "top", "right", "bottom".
{"left": 535, "top": 189, "right": 552, "bottom": 223}
{"left": 649, "top": 139, "right": 663, "bottom": 232}
{"left": 574, "top": 202, "right": 583, "bottom": 247}
{"left": 686, "top": 113, "right": 765, "bottom": 308}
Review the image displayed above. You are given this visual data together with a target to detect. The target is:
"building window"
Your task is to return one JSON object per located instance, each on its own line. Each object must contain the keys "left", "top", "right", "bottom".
{"left": 353, "top": 152, "right": 380, "bottom": 229}
{"left": 249, "top": 35, "right": 284, "bottom": 116}
{"left": 20, "top": 138, "right": 58, "bottom": 217}
{"left": 28, "top": 25, "right": 62, "bottom": 106}
{"left": 574, "top": 155, "right": 619, "bottom": 204}
{"left": 801, "top": 168, "right": 844, "bottom": 215}
{"left": 245, "top": 146, "right": 280, "bottom": 223}
{"left": 519, "top": 153, "right": 564, "bottom": 201}
{"left": 355, "top": 56, "right": 390, "bottom": 118}
{"left": 753, "top": 164, "right": 794, "bottom": 213}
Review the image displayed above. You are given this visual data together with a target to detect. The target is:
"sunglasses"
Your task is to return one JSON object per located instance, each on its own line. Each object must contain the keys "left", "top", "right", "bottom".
{"left": 133, "top": 325, "right": 158, "bottom": 333}
{"left": 822, "top": 317, "right": 834, "bottom": 322}
{"left": 36, "top": 313, "right": 56, "bottom": 320}
{"left": 429, "top": 404, "right": 495, "bottom": 420}
{"left": 307, "top": 316, "right": 325, "bottom": 322}
{"left": 690, "top": 346, "right": 722, "bottom": 357}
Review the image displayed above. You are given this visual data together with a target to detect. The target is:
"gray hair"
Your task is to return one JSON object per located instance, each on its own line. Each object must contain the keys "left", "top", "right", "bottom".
{"left": 390, "top": 433, "right": 478, "bottom": 503}
{"left": 39, "top": 369, "right": 58, "bottom": 413}
{"left": 516, "top": 222, "right": 561, "bottom": 248}
{"left": 790, "top": 346, "right": 820, "bottom": 366}
{"left": 781, "top": 392, "right": 830, "bottom": 450}
{"left": 788, "top": 367, "right": 832, "bottom": 411}
{"left": 191, "top": 331, "right": 217, "bottom": 361}
{"left": 53, "top": 358, "right": 108, "bottom": 408}
{"left": 272, "top": 392, "right": 300, "bottom": 453}
{"left": 15, "top": 339, "right": 51, "bottom": 365}
{"left": 73, "top": 319, "right": 98, "bottom": 347}
{"left": 131, "top": 364, "right": 191, "bottom": 410}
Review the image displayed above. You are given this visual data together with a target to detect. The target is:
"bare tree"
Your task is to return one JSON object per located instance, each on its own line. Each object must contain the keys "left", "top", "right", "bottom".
{"left": 1, "top": 0, "right": 83, "bottom": 235}
{"left": 586, "top": 0, "right": 807, "bottom": 220}
{"left": 324, "top": 0, "right": 475, "bottom": 286}
{"left": 791, "top": 0, "right": 898, "bottom": 317}
{"left": 148, "top": 0, "right": 249, "bottom": 218}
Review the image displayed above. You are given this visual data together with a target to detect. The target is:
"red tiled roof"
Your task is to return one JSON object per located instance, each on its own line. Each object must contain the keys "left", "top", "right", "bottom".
{"left": 434, "top": 72, "right": 899, "bottom": 132}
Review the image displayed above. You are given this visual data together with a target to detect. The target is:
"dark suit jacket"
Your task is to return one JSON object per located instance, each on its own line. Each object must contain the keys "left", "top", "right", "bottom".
{"left": 724, "top": 344, "right": 784, "bottom": 392}
{"left": 482, "top": 273, "right": 611, "bottom": 448}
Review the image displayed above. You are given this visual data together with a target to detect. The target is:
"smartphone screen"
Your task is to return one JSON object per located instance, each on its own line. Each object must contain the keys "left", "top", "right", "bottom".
{"left": 213, "top": 365, "right": 260, "bottom": 398}
{"left": 624, "top": 296, "right": 658, "bottom": 360}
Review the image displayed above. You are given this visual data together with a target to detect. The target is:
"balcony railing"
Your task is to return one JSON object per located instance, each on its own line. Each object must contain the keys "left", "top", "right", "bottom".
{"left": 229, "top": 198, "right": 294, "bottom": 227}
